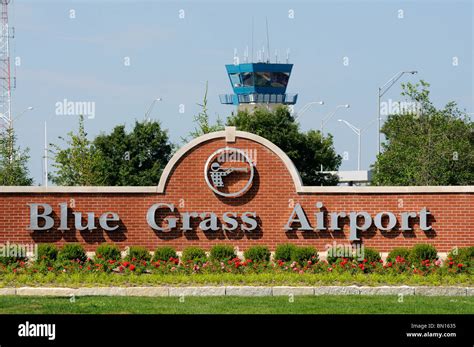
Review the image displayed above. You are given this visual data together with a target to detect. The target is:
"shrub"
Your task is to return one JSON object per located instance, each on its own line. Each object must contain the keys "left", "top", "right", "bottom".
{"left": 37, "top": 243, "right": 58, "bottom": 263}
{"left": 125, "top": 246, "right": 151, "bottom": 262}
{"left": 58, "top": 244, "right": 87, "bottom": 262}
{"left": 360, "top": 247, "right": 381, "bottom": 263}
{"left": 447, "top": 246, "right": 474, "bottom": 266}
{"left": 182, "top": 247, "right": 207, "bottom": 263}
{"left": 210, "top": 245, "right": 236, "bottom": 261}
{"left": 95, "top": 244, "right": 121, "bottom": 261}
{"left": 326, "top": 246, "right": 354, "bottom": 264}
{"left": 387, "top": 247, "right": 411, "bottom": 262}
{"left": 244, "top": 246, "right": 270, "bottom": 262}
{"left": 293, "top": 246, "right": 318, "bottom": 265}
{"left": 274, "top": 243, "right": 297, "bottom": 262}
{"left": 409, "top": 244, "right": 438, "bottom": 264}
{"left": 152, "top": 246, "right": 177, "bottom": 262}
{"left": 0, "top": 243, "right": 28, "bottom": 265}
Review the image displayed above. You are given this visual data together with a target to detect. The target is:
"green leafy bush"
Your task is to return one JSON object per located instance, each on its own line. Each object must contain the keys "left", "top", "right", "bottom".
{"left": 447, "top": 246, "right": 474, "bottom": 266}
{"left": 360, "top": 247, "right": 381, "bottom": 263}
{"left": 95, "top": 244, "right": 121, "bottom": 261}
{"left": 182, "top": 247, "right": 207, "bottom": 263}
{"left": 126, "top": 246, "right": 151, "bottom": 262}
{"left": 293, "top": 246, "right": 318, "bottom": 265}
{"left": 210, "top": 245, "right": 236, "bottom": 261}
{"left": 274, "top": 243, "right": 297, "bottom": 262}
{"left": 244, "top": 246, "right": 271, "bottom": 262}
{"left": 58, "top": 244, "right": 87, "bottom": 262}
{"left": 387, "top": 247, "right": 411, "bottom": 262}
{"left": 0, "top": 243, "right": 28, "bottom": 265}
{"left": 326, "top": 246, "right": 354, "bottom": 264}
{"left": 409, "top": 244, "right": 438, "bottom": 264}
{"left": 36, "top": 244, "right": 58, "bottom": 263}
{"left": 152, "top": 246, "right": 177, "bottom": 262}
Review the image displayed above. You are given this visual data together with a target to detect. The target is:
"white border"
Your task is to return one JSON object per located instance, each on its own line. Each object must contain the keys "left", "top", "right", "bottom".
{"left": 203, "top": 147, "right": 254, "bottom": 198}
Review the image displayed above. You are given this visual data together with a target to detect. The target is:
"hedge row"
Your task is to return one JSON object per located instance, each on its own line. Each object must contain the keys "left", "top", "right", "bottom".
{"left": 3, "top": 243, "right": 471, "bottom": 266}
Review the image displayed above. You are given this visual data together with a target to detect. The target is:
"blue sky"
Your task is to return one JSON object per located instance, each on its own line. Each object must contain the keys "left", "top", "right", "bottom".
{"left": 9, "top": 0, "right": 473, "bottom": 184}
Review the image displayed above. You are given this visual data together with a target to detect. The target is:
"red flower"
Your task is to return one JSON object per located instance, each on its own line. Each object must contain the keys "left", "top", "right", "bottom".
{"left": 457, "top": 263, "right": 463, "bottom": 268}
{"left": 129, "top": 264, "right": 136, "bottom": 271}
{"left": 119, "top": 266, "right": 124, "bottom": 272}
{"left": 122, "top": 261, "right": 130, "bottom": 268}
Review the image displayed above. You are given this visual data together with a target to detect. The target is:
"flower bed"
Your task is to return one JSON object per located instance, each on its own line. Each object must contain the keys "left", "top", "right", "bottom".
{"left": 0, "top": 244, "right": 471, "bottom": 284}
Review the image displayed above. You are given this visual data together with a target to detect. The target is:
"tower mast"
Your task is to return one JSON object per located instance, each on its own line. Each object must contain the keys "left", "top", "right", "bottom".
{"left": 0, "top": 0, "right": 12, "bottom": 132}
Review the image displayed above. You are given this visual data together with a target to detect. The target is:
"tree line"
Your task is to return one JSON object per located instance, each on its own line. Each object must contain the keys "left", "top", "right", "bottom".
{"left": 0, "top": 81, "right": 472, "bottom": 186}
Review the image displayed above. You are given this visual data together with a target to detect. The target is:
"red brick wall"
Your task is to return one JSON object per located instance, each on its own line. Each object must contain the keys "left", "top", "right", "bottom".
{"left": 0, "top": 137, "right": 472, "bottom": 252}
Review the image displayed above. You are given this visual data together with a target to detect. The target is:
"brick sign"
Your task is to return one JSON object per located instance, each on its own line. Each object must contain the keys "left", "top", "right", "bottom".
{"left": 0, "top": 127, "right": 473, "bottom": 252}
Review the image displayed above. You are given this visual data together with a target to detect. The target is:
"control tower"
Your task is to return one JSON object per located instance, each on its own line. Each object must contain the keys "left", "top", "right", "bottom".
{"left": 219, "top": 62, "right": 298, "bottom": 112}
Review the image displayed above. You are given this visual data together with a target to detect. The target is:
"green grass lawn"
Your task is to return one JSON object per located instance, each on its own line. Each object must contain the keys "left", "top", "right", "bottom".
{"left": 0, "top": 295, "right": 472, "bottom": 314}
{"left": 1, "top": 272, "right": 472, "bottom": 287}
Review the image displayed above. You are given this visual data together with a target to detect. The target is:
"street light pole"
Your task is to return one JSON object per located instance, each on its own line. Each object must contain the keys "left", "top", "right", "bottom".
{"left": 338, "top": 118, "right": 379, "bottom": 171}
{"left": 144, "top": 98, "right": 162, "bottom": 121}
{"left": 320, "top": 104, "right": 350, "bottom": 172}
{"left": 293, "top": 101, "right": 324, "bottom": 121}
{"left": 44, "top": 121, "right": 48, "bottom": 187}
{"left": 378, "top": 70, "right": 417, "bottom": 155}
{"left": 338, "top": 119, "right": 361, "bottom": 171}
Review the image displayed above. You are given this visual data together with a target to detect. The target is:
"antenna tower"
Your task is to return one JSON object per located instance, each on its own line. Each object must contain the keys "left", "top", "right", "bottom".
{"left": 0, "top": 0, "right": 12, "bottom": 132}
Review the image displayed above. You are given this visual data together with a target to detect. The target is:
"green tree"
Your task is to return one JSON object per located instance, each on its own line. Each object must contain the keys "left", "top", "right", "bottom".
{"left": 49, "top": 115, "right": 103, "bottom": 186}
{"left": 372, "top": 80, "right": 474, "bottom": 185}
{"left": 94, "top": 120, "right": 173, "bottom": 185}
{"left": 186, "top": 82, "right": 224, "bottom": 141}
{"left": 226, "top": 106, "right": 341, "bottom": 185}
{"left": 0, "top": 128, "right": 33, "bottom": 185}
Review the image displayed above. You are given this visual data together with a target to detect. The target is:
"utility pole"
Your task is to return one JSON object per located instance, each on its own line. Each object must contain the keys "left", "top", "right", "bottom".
{"left": 377, "top": 71, "right": 417, "bottom": 155}
{"left": 44, "top": 121, "right": 48, "bottom": 187}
